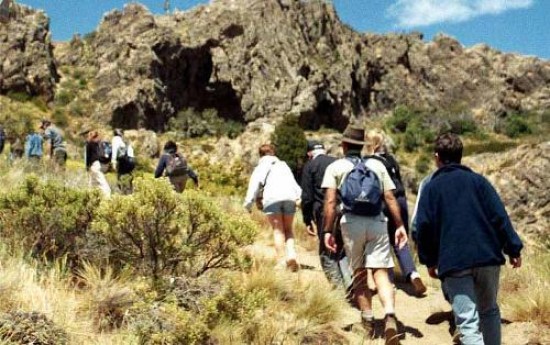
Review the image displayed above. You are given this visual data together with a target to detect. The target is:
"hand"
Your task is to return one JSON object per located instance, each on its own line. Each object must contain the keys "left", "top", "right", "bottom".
{"left": 510, "top": 256, "right": 521, "bottom": 268}
{"left": 428, "top": 266, "right": 438, "bottom": 279}
{"left": 324, "top": 233, "right": 337, "bottom": 253}
{"left": 394, "top": 225, "right": 408, "bottom": 249}
{"left": 306, "top": 224, "right": 316, "bottom": 237}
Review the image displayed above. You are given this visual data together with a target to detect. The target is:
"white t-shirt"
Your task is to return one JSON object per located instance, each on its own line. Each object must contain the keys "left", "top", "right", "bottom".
{"left": 321, "top": 156, "right": 396, "bottom": 193}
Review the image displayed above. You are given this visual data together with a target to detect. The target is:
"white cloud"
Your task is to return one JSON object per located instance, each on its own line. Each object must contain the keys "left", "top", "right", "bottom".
{"left": 387, "top": 0, "right": 534, "bottom": 28}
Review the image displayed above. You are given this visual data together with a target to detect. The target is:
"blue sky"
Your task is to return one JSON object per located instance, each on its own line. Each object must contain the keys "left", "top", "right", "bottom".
{"left": 19, "top": 0, "right": 549, "bottom": 59}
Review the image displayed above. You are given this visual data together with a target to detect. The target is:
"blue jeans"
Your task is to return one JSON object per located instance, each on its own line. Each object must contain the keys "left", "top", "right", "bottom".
{"left": 442, "top": 266, "right": 501, "bottom": 345}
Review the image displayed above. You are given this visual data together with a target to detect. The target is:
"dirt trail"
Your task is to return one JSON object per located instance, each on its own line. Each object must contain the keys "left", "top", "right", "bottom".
{"left": 248, "top": 238, "right": 549, "bottom": 345}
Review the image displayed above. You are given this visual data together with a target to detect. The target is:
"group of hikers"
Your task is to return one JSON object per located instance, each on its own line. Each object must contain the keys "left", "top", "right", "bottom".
{"left": 243, "top": 126, "right": 523, "bottom": 345}
{"left": 0, "top": 119, "right": 199, "bottom": 197}
{"left": 0, "top": 120, "right": 67, "bottom": 168}
{"left": 1, "top": 118, "right": 523, "bottom": 344}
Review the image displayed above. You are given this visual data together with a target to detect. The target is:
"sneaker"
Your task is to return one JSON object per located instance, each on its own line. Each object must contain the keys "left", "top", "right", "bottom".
{"left": 411, "top": 276, "right": 427, "bottom": 296}
{"left": 384, "top": 314, "right": 399, "bottom": 345}
{"left": 286, "top": 258, "right": 299, "bottom": 272}
{"left": 361, "top": 317, "right": 374, "bottom": 337}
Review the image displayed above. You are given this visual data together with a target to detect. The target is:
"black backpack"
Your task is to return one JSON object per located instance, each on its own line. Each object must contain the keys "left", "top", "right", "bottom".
{"left": 166, "top": 153, "right": 188, "bottom": 177}
{"left": 370, "top": 154, "right": 406, "bottom": 198}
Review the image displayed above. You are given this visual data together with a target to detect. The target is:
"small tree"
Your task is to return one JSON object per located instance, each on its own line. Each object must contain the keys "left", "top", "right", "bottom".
{"left": 271, "top": 115, "right": 307, "bottom": 174}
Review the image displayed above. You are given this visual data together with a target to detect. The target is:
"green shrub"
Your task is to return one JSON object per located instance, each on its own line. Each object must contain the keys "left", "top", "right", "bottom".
{"left": 191, "top": 157, "right": 248, "bottom": 196}
{"left": 415, "top": 154, "right": 431, "bottom": 175}
{"left": 6, "top": 91, "right": 32, "bottom": 103}
{"left": 132, "top": 301, "right": 211, "bottom": 345}
{"left": 0, "top": 176, "right": 101, "bottom": 265}
{"left": 0, "top": 311, "right": 68, "bottom": 345}
{"left": 168, "top": 108, "right": 244, "bottom": 139}
{"left": 502, "top": 113, "right": 533, "bottom": 138}
{"left": 92, "top": 178, "right": 256, "bottom": 281}
{"left": 271, "top": 115, "right": 307, "bottom": 174}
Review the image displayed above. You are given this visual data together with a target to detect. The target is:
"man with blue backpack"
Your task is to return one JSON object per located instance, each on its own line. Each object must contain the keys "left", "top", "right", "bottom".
{"left": 322, "top": 126, "right": 407, "bottom": 345}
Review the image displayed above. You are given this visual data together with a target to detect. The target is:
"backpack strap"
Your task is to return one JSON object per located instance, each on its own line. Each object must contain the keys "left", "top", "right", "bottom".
{"left": 261, "top": 161, "right": 276, "bottom": 187}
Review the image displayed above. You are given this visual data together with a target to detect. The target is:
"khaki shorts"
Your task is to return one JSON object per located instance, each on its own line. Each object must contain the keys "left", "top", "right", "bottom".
{"left": 340, "top": 213, "right": 394, "bottom": 271}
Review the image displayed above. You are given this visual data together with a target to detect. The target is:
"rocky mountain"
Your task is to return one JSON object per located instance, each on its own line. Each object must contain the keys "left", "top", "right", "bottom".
{"left": 464, "top": 142, "right": 550, "bottom": 246}
{"left": 49, "top": 0, "right": 549, "bottom": 132}
{"left": 0, "top": 3, "right": 58, "bottom": 101}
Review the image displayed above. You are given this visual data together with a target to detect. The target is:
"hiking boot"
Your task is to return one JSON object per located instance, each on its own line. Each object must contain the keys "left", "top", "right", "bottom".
{"left": 411, "top": 276, "right": 427, "bottom": 296}
{"left": 286, "top": 258, "right": 299, "bottom": 272}
{"left": 384, "top": 314, "right": 399, "bottom": 345}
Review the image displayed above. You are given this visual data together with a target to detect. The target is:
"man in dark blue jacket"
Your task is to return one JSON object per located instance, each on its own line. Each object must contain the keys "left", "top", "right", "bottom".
{"left": 416, "top": 133, "right": 523, "bottom": 345}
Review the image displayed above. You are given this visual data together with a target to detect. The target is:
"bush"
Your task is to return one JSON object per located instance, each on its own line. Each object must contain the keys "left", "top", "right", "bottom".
{"left": 0, "top": 176, "right": 101, "bottom": 265}
{"left": 0, "top": 311, "right": 68, "bottom": 345}
{"left": 502, "top": 113, "right": 533, "bottom": 138}
{"left": 92, "top": 178, "right": 257, "bottom": 281}
{"left": 271, "top": 115, "right": 307, "bottom": 174}
{"left": 168, "top": 108, "right": 244, "bottom": 139}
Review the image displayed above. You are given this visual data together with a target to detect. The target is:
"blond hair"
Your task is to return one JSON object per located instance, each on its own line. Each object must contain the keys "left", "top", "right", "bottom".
{"left": 364, "top": 129, "right": 386, "bottom": 154}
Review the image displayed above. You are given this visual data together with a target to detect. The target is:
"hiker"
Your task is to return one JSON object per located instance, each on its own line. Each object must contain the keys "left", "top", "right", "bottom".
{"left": 301, "top": 140, "right": 352, "bottom": 289}
{"left": 25, "top": 129, "right": 44, "bottom": 164}
{"left": 40, "top": 119, "right": 67, "bottom": 171}
{"left": 111, "top": 129, "right": 135, "bottom": 194}
{"left": 154, "top": 140, "right": 199, "bottom": 193}
{"left": 365, "top": 129, "right": 426, "bottom": 296}
{"left": 416, "top": 133, "right": 523, "bottom": 345}
{"left": 0, "top": 125, "right": 5, "bottom": 155}
{"left": 8, "top": 137, "right": 24, "bottom": 163}
{"left": 85, "top": 131, "right": 111, "bottom": 197}
{"left": 322, "top": 125, "right": 407, "bottom": 344}
{"left": 243, "top": 144, "right": 302, "bottom": 271}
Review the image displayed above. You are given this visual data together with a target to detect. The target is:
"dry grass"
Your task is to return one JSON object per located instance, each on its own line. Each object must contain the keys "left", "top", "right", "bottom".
{"left": 501, "top": 249, "right": 550, "bottom": 326}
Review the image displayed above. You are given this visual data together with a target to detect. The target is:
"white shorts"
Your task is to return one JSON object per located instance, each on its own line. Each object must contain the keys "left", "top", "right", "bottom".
{"left": 340, "top": 213, "right": 394, "bottom": 271}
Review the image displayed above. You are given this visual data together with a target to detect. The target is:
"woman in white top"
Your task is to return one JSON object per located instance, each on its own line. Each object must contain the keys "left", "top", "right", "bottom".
{"left": 243, "top": 144, "right": 302, "bottom": 271}
{"left": 111, "top": 129, "right": 135, "bottom": 194}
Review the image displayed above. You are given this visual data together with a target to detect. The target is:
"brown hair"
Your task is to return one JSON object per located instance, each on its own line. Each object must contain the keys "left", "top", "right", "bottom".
{"left": 87, "top": 130, "right": 100, "bottom": 143}
{"left": 259, "top": 144, "right": 276, "bottom": 157}
{"left": 435, "top": 133, "right": 463, "bottom": 164}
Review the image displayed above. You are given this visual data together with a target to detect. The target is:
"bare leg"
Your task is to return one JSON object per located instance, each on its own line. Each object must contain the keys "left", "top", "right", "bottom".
{"left": 372, "top": 268, "right": 395, "bottom": 314}
{"left": 353, "top": 268, "right": 373, "bottom": 312}
{"left": 282, "top": 214, "right": 296, "bottom": 259}
{"left": 267, "top": 214, "right": 286, "bottom": 260}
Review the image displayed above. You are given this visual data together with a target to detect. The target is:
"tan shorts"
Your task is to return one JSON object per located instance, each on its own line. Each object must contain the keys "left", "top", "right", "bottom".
{"left": 340, "top": 213, "right": 394, "bottom": 271}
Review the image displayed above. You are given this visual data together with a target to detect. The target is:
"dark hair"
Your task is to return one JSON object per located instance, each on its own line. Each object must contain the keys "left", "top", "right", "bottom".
{"left": 113, "top": 128, "right": 123, "bottom": 137}
{"left": 342, "top": 142, "right": 363, "bottom": 152}
{"left": 259, "top": 144, "right": 276, "bottom": 157}
{"left": 434, "top": 133, "right": 463, "bottom": 164}
{"left": 164, "top": 140, "right": 177, "bottom": 152}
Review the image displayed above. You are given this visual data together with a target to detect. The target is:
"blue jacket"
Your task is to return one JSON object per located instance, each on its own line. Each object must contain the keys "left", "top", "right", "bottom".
{"left": 416, "top": 164, "right": 523, "bottom": 278}
{"left": 25, "top": 133, "right": 43, "bottom": 157}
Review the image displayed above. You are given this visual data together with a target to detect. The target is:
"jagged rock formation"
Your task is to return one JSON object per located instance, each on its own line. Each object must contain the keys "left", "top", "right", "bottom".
{"left": 464, "top": 142, "right": 550, "bottom": 244}
{"left": 0, "top": 3, "right": 58, "bottom": 100}
{"left": 52, "top": 0, "right": 549, "bottom": 132}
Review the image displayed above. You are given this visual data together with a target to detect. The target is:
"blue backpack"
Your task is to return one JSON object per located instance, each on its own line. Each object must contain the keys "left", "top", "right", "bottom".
{"left": 339, "top": 156, "right": 383, "bottom": 216}
{"left": 98, "top": 141, "right": 112, "bottom": 163}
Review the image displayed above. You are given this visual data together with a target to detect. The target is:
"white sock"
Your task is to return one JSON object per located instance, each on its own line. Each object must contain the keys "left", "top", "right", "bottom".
{"left": 410, "top": 271, "right": 420, "bottom": 280}
{"left": 286, "top": 239, "right": 296, "bottom": 260}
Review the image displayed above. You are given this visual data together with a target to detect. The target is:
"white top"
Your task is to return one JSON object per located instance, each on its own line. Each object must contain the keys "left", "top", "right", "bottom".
{"left": 321, "top": 156, "right": 395, "bottom": 192}
{"left": 243, "top": 155, "right": 302, "bottom": 210}
{"left": 111, "top": 135, "right": 134, "bottom": 164}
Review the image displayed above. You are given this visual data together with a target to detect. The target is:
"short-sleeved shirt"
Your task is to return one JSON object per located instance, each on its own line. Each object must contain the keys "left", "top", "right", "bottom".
{"left": 321, "top": 156, "right": 396, "bottom": 193}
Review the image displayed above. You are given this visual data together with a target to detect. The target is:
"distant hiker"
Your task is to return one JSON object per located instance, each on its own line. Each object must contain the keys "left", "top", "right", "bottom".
{"left": 8, "top": 137, "right": 24, "bottom": 162}
{"left": 85, "top": 131, "right": 111, "bottom": 197}
{"left": 416, "top": 133, "right": 523, "bottom": 345}
{"left": 243, "top": 144, "right": 302, "bottom": 272}
{"left": 365, "top": 129, "right": 426, "bottom": 296}
{"left": 0, "top": 125, "right": 5, "bottom": 154}
{"left": 25, "top": 129, "right": 44, "bottom": 164}
{"left": 40, "top": 119, "right": 67, "bottom": 171}
{"left": 111, "top": 129, "right": 135, "bottom": 194}
{"left": 154, "top": 140, "right": 199, "bottom": 193}
{"left": 322, "top": 125, "right": 407, "bottom": 344}
{"left": 301, "top": 140, "right": 352, "bottom": 289}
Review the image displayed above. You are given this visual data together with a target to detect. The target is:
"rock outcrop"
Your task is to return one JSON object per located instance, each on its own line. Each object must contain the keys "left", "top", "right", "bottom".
{"left": 0, "top": 3, "right": 58, "bottom": 100}
{"left": 57, "top": 0, "right": 549, "bottom": 132}
{"left": 464, "top": 142, "right": 550, "bottom": 244}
